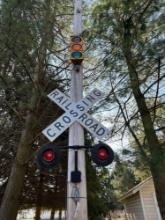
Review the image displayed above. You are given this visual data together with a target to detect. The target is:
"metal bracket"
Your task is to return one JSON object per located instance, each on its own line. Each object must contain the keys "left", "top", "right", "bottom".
{"left": 71, "top": 185, "right": 80, "bottom": 204}
{"left": 33, "top": 145, "right": 92, "bottom": 152}
{"left": 63, "top": 145, "right": 92, "bottom": 150}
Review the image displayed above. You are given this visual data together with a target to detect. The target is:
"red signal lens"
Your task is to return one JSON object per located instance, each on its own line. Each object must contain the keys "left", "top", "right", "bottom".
{"left": 91, "top": 143, "right": 114, "bottom": 166}
{"left": 97, "top": 148, "right": 109, "bottom": 160}
{"left": 43, "top": 150, "right": 55, "bottom": 162}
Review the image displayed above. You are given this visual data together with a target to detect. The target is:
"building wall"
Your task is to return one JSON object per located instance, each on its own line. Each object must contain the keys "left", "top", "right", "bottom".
{"left": 140, "top": 179, "right": 162, "bottom": 220}
{"left": 124, "top": 192, "right": 145, "bottom": 220}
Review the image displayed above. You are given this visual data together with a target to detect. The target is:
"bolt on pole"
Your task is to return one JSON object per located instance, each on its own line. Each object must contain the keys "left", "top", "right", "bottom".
{"left": 67, "top": 0, "right": 88, "bottom": 219}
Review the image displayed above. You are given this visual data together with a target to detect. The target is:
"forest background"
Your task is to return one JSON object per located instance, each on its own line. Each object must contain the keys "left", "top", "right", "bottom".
{"left": 0, "top": 0, "right": 165, "bottom": 220}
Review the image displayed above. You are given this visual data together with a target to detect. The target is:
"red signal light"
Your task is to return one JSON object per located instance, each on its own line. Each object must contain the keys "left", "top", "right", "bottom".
{"left": 91, "top": 143, "right": 114, "bottom": 167}
{"left": 97, "top": 148, "right": 109, "bottom": 160}
{"left": 36, "top": 143, "right": 61, "bottom": 171}
{"left": 43, "top": 150, "right": 55, "bottom": 162}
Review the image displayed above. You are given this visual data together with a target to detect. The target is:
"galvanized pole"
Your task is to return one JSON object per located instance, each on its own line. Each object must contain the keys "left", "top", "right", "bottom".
{"left": 67, "top": 0, "right": 88, "bottom": 219}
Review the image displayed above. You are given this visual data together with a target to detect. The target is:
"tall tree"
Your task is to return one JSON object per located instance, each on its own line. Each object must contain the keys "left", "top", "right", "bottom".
{"left": 87, "top": 0, "right": 165, "bottom": 218}
{"left": 0, "top": 0, "right": 71, "bottom": 219}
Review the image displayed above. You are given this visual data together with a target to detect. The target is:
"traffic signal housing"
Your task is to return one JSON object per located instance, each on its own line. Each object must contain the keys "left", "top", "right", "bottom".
{"left": 70, "top": 36, "right": 84, "bottom": 65}
{"left": 36, "top": 143, "right": 61, "bottom": 171}
{"left": 91, "top": 143, "right": 114, "bottom": 167}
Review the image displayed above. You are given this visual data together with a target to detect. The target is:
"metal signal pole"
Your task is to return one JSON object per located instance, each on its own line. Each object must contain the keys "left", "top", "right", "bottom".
{"left": 67, "top": 0, "right": 88, "bottom": 219}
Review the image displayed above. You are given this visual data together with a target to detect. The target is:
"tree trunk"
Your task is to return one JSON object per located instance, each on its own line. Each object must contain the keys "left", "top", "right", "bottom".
{"left": 50, "top": 208, "right": 55, "bottom": 220}
{"left": 0, "top": 111, "right": 37, "bottom": 220}
{"left": 108, "top": 212, "right": 111, "bottom": 220}
{"left": 0, "top": 1, "right": 54, "bottom": 219}
{"left": 35, "top": 206, "right": 41, "bottom": 220}
{"left": 123, "top": 41, "right": 165, "bottom": 219}
{"left": 35, "top": 174, "right": 44, "bottom": 220}
{"left": 59, "top": 209, "right": 62, "bottom": 220}
{"left": 0, "top": 48, "right": 46, "bottom": 220}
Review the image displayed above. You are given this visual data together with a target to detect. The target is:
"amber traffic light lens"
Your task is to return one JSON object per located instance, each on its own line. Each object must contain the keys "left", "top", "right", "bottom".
{"left": 72, "top": 44, "right": 82, "bottom": 51}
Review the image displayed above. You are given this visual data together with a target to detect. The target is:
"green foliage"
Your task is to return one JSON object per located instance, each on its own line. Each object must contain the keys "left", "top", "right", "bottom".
{"left": 111, "top": 155, "right": 138, "bottom": 197}
{"left": 0, "top": 0, "right": 72, "bottom": 212}
{"left": 88, "top": 0, "right": 165, "bottom": 176}
{"left": 87, "top": 0, "right": 165, "bottom": 191}
{"left": 87, "top": 155, "right": 119, "bottom": 219}
{"left": 0, "top": 0, "right": 165, "bottom": 216}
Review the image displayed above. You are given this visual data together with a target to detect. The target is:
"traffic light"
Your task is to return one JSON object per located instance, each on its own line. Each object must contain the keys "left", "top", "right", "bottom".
{"left": 70, "top": 36, "right": 84, "bottom": 65}
{"left": 36, "top": 143, "right": 61, "bottom": 171}
{"left": 91, "top": 143, "right": 114, "bottom": 167}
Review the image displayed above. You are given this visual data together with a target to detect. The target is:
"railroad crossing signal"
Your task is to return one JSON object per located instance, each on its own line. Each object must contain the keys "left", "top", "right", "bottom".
{"left": 36, "top": 143, "right": 61, "bottom": 171}
{"left": 36, "top": 142, "right": 114, "bottom": 171}
{"left": 42, "top": 88, "right": 110, "bottom": 142}
{"left": 70, "top": 36, "right": 84, "bottom": 64}
{"left": 91, "top": 142, "right": 114, "bottom": 166}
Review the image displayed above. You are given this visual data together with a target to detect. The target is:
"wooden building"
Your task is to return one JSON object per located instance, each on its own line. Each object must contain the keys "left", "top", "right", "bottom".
{"left": 120, "top": 177, "right": 162, "bottom": 220}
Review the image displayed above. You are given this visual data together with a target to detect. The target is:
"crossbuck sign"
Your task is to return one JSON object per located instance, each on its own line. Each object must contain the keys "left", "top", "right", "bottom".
{"left": 42, "top": 88, "right": 109, "bottom": 142}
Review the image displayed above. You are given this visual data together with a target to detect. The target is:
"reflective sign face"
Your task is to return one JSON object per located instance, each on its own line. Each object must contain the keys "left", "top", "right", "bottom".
{"left": 42, "top": 89, "right": 110, "bottom": 142}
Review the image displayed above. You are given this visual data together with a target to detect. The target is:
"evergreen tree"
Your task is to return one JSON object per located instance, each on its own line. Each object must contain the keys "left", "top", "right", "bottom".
{"left": 86, "top": 0, "right": 165, "bottom": 218}
{"left": 0, "top": 0, "right": 72, "bottom": 218}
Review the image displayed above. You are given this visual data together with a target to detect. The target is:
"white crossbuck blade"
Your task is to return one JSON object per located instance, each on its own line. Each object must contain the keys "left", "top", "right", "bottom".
{"left": 42, "top": 88, "right": 109, "bottom": 141}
